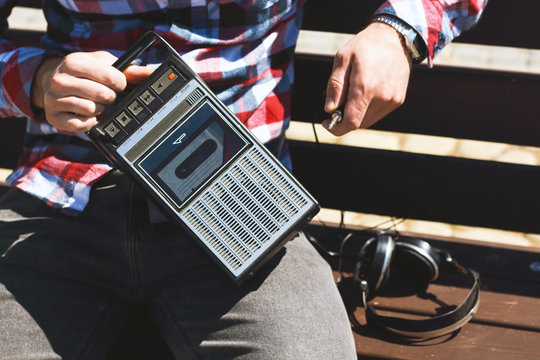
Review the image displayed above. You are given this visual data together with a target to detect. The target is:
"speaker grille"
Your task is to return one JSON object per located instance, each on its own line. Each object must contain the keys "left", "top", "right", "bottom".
{"left": 181, "top": 146, "right": 311, "bottom": 275}
{"left": 186, "top": 88, "right": 203, "bottom": 105}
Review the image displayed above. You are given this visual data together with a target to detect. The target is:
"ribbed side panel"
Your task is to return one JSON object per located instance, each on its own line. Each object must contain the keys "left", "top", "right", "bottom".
{"left": 181, "top": 146, "right": 311, "bottom": 275}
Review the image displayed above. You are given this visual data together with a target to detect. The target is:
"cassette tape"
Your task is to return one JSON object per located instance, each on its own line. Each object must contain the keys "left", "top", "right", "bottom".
{"left": 87, "top": 32, "right": 319, "bottom": 284}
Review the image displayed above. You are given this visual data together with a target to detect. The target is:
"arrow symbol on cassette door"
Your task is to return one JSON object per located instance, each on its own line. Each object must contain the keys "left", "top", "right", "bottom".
{"left": 173, "top": 133, "right": 187, "bottom": 145}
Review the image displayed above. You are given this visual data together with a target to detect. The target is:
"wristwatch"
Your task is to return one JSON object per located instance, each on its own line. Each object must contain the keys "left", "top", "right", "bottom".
{"left": 371, "top": 14, "right": 427, "bottom": 63}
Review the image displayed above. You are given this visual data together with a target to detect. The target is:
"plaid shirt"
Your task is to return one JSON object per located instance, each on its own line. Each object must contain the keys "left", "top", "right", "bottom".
{"left": 0, "top": 0, "right": 487, "bottom": 215}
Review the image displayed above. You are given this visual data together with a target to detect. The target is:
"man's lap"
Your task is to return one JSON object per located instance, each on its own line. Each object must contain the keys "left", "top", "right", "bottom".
{"left": 0, "top": 172, "right": 355, "bottom": 359}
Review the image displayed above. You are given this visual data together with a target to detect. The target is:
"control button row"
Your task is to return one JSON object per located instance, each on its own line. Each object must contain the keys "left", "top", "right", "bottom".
{"left": 101, "top": 66, "right": 186, "bottom": 145}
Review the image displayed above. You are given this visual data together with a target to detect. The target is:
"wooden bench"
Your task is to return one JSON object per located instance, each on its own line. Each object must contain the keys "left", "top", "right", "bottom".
{"left": 288, "top": 0, "right": 540, "bottom": 358}
{"left": 1, "top": 1, "right": 540, "bottom": 359}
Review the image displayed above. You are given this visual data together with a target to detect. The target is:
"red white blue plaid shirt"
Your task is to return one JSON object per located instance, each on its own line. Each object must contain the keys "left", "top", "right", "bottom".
{"left": 0, "top": 0, "right": 487, "bottom": 214}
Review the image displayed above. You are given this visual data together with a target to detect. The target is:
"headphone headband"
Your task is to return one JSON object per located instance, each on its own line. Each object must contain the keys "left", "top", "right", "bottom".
{"left": 365, "top": 268, "right": 479, "bottom": 340}
{"left": 355, "top": 232, "right": 480, "bottom": 341}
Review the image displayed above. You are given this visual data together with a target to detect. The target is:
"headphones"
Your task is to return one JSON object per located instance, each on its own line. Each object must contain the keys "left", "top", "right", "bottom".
{"left": 352, "top": 232, "right": 480, "bottom": 340}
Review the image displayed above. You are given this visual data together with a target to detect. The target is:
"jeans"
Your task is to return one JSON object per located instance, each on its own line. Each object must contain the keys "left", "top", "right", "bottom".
{"left": 0, "top": 171, "right": 356, "bottom": 359}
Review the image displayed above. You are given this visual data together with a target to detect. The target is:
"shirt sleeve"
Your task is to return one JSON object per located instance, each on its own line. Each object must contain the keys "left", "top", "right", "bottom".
{"left": 0, "top": 2, "right": 50, "bottom": 120}
{"left": 375, "top": 0, "right": 489, "bottom": 66}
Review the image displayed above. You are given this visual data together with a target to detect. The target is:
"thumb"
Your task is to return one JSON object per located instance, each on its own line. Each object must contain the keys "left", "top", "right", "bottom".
{"left": 124, "top": 65, "right": 154, "bottom": 84}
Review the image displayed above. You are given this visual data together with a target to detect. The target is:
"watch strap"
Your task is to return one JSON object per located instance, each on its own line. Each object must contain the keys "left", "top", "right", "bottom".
{"left": 372, "top": 14, "right": 427, "bottom": 63}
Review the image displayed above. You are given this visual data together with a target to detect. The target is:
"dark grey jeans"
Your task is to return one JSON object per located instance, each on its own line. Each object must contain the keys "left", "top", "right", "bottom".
{"left": 0, "top": 171, "right": 356, "bottom": 359}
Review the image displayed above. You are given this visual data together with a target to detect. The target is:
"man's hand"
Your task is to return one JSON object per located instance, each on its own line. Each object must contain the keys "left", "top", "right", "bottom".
{"left": 323, "top": 22, "right": 413, "bottom": 136}
{"left": 31, "top": 51, "right": 153, "bottom": 133}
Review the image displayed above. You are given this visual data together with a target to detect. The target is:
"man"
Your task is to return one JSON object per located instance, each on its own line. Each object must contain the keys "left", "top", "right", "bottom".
{"left": 0, "top": 0, "right": 487, "bottom": 359}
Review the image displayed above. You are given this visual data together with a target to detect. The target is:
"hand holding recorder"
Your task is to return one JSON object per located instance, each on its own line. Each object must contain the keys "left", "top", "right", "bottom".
{"left": 31, "top": 51, "right": 153, "bottom": 132}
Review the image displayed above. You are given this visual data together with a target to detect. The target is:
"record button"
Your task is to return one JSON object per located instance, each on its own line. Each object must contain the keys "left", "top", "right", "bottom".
{"left": 151, "top": 68, "right": 184, "bottom": 98}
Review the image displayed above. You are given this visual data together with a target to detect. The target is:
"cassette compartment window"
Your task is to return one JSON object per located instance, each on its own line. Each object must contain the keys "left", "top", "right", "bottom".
{"left": 138, "top": 101, "right": 249, "bottom": 207}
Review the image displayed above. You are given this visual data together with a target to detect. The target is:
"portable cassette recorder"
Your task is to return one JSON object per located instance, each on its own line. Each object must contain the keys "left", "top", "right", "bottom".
{"left": 87, "top": 32, "right": 319, "bottom": 284}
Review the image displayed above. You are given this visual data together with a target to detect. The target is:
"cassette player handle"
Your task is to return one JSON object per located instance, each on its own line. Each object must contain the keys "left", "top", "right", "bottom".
{"left": 113, "top": 31, "right": 179, "bottom": 71}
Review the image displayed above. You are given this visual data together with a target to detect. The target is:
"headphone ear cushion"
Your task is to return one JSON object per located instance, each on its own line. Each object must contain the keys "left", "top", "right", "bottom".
{"left": 358, "top": 233, "right": 395, "bottom": 297}
{"left": 392, "top": 239, "right": 441, "bottom": 291}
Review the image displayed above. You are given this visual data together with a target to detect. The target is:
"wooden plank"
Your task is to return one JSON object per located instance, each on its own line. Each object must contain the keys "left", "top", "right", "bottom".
{"left": 314, "top": 228, "right": 540, "bottom": 360}
{"left": 348, "top": 286, "right": 540, "bottom": 360}
{"left": 0, "top": 169, "right": 11, "bottom": 197}
{"left": 292, "top": 54, "right": 540, "bottom": 147}
{"left": 351, "top": 320, "right": 539, "bottom": 360}
{"left": 13, "top": 0, "right": 540, "bottom": 50}
{"left": 441, "top": 0, "right": 539, "bottom": 50}
{"left": 18, "top": 0, "right": 41, "bottom": 7}
{"left": 301, "top": 0, "right": 540, "bottom": 50}
{"left": 5, "top": 29, "right": 44, "bottom": 47}
{"left": 305, "top": 226, "right": 540, "bottom": 285}
{"left": 291, "top": 141, "right": 540, "bottom": 234}
{"left": 343, "top": 280, "right": 540, "bottom": 330}
{"left": 301, "top": 0, "right": 379, "bottom": 35}
{"left": 0, "top": 117, "right": 25, "bottom": 169}
{"left": 377, "top": 66, "right": 540, "bottom": 147}
{"left": 0, "top": 185, "right": 10, "bottom": 198}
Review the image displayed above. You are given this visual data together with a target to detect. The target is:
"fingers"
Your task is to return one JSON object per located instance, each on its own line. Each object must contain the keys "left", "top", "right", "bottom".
{"left": 322, "top": 88, "right": 405, "bottom": 137}
{"left": 322, "top": 23, "right": 412, "bottom": 137}
{"left": 48, "top": 112, "right": 99, "bottom": 133}
{"left": 323, "top": 49, "right": 370, "bottom": 136}
{"left": 35, "top": 51, "right": 153, "bottom": 133}
{"left": 59, "top": 51, "right": 127, "bottom": 92}
{"left": 46, "top": 95, "right": 105, "bottom": 117}
{"left": 322, "top": 93, "right": 370, "bottom": 137}
{"left": 324, "top": 49, "right": 350, "bottom": 114}
{"left": 46, "top": 74, "right": 118, "bottom": 106}
{"left": 43, "top": 93, "right": 105, "bottom": 132}
{"left": 324, "top": 37, "right": 372, "bottom": 136}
